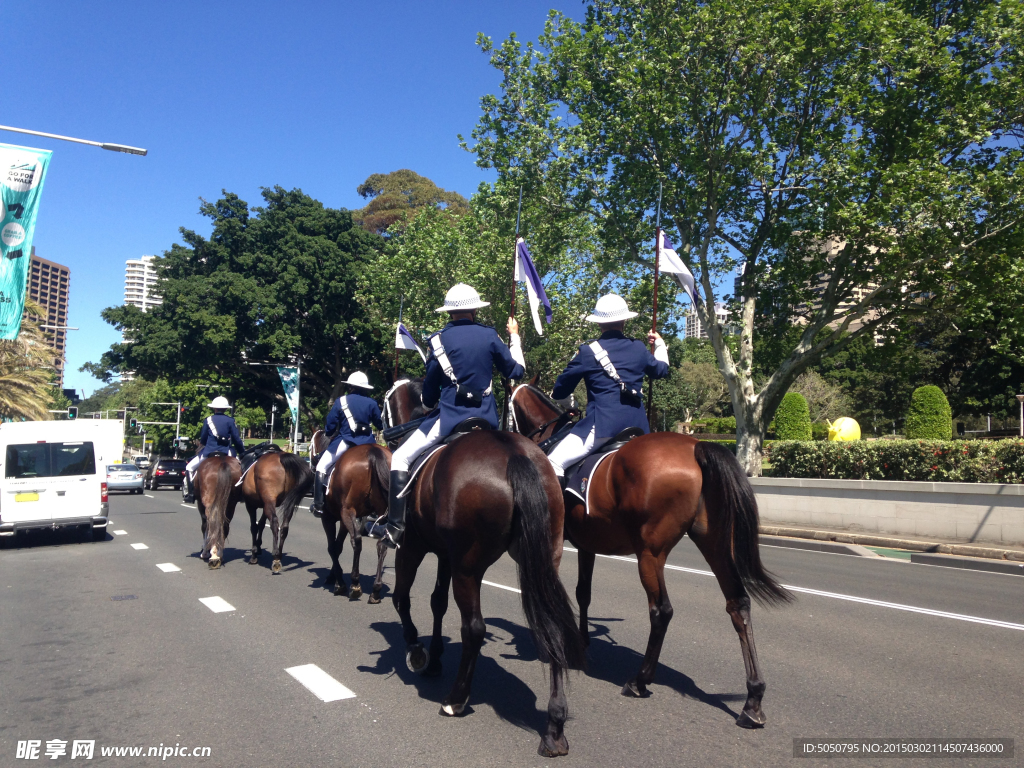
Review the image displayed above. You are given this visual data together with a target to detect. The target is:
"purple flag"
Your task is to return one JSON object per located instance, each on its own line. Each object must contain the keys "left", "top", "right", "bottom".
{"left": 395, "top": 322, "right": 426, "bottom": 362}
{"left": 514, "top": 237, "right": 552, "bottom": 335}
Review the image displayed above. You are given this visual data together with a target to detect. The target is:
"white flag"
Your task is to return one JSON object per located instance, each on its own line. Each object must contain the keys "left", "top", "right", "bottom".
{"left": 395, "top": 323, "right": 426, "bottom": 362}
{"left": 658, "top": 231, "right": 695, "bottom": 303}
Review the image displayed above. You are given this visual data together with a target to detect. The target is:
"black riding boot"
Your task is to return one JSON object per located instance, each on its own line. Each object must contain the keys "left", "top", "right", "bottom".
{"left": 310, "top": 473, "right": 326, "bottom": 518}
{"left": 182, "top": 472, "right": 195, "bottom": 503}
{"left": 366, "top": 470, "right": 408, "bottom": 548}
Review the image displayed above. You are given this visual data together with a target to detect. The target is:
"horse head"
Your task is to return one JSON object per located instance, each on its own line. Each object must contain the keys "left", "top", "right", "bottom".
{"left": 510, "top": 382, "right": 580, "bottom": 444}
{"left": 384, "top": 377, "right": 427, "bottom": 428}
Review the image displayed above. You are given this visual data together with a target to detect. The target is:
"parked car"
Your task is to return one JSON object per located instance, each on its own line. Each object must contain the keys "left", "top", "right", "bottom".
{"left": 0, "top": 420, "right": 118, "bottom": 541}
{"left": 106, "top": 464, "right": 144, "bottom": 494}
{"left": 131, "top": 454, "right": 151, "bottom": 469}
{"left": 145, "top": 458, "right": 187, "bottom": 490}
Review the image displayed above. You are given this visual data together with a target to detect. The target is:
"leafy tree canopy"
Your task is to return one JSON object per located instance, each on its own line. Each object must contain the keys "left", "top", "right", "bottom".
{"left": 354, "top": 169, "right": 470, "bottom": 236}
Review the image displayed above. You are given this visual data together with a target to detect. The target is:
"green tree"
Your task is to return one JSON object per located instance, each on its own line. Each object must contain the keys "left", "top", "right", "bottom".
{"left": 775, "top": 392, "right": 813, "bottom": 440}
{"left": 87, "top": 188, "right": 385, "bottom": 428}
{"left": 0, "top": 301, "right": 59, "bottom": 421}
{"left": 905, "top": 385, "right": 953, "bottom": 439}
{"left": 469, "top": 0, "right": 1024, "bottom": 473}
{"left": 355, "top": 169, "right": 470, "bottom": 236}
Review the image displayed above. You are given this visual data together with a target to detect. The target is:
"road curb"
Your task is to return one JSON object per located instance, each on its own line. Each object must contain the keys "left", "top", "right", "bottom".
{"left": 759, "top": 534, "right": 879, "bottom": 558}
{"left": 909, "top": 553, "right": 1024, "bottom": 576}
{"left": 759, "top": 525, "right": 1024, "bottom": 563}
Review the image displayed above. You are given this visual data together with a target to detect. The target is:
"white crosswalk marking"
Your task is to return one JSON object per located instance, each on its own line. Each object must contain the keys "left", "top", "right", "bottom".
{"left": 199, "top": 596, "right": 235, "bottom": 613}
{"left": 156, "top": 563, "right": 180, "bottom": 573}
{"left": 286, "top": 664, "right": 356, "bottom": 702}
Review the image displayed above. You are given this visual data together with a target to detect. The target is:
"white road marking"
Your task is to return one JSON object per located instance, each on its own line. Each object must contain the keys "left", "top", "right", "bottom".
{"left": 298, "top": 505, "right": 309, "bottom": 510}
{"left": 286, "top": 664, "right": 356, "bottom": 702}
{"left": 180, "top": 503, "right": 193, "bottom": 509}
{"left": 130, "top": 543, "right": 148, "bottom": 550}
{"left": 156, "top": 563, "right": 180, "bottom": 573}
{"left": 562, "top": 546, "right": 1024, "bottom": 632}
{"left": 199, "top": 596, "right": 235, "bottom": 613}
{"left": 113, "top": 530, "right": 127, "bottom": 536}
{"left": 482, "top": 579, "right": 521, "bottom": 594}
{"left": 145, "top": 494, "right": 155, "bottom": 498}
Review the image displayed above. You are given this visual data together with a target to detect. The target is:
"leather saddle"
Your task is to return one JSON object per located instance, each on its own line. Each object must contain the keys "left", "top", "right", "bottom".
{"left": 399, "top": 418, "right": 493, "bottom": 497}
{"left": 241, "top": 441, "right": 282, "bottom": 472}
{"left": 563, "top": 427, "right": 645, "bottom": 502}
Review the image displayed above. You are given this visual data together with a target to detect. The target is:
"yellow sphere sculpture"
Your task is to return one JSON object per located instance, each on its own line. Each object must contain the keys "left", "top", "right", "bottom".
{"left": 827, "top": 417, "right": 861, "bottom": 441}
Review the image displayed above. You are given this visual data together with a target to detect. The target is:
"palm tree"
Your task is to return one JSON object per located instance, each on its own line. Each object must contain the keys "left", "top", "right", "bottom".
{"left": 0, "top": 300, "right": 59, "bottom": 421}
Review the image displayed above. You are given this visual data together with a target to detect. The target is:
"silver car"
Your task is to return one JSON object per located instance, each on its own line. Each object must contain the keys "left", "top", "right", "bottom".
{"left": 106, "top": 464, "right": 145, "bottom": 494}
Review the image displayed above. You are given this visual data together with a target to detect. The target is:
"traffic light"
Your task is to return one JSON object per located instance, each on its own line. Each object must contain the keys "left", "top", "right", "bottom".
{"left": 67, "top": 406, "right": 77, "bottom": 420}
{"left": 129, "top": 417, "right": 137, "bottom": 429}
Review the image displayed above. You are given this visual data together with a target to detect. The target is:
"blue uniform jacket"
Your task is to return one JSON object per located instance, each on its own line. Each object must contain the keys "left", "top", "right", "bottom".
{"left": 552, "top": 330, "right": 670, "bottom": 440}
{"left": 421, "top": 319, "right": 525, "bottom": 435}
{"left": 197, "top": 413, "right": 246, "bottom": 458}
{"left": 325, "top": 393, "right": 383, "bottom": 451}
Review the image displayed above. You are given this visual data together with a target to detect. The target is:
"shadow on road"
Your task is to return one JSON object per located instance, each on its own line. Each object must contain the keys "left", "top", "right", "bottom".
{"left": 0, "top": 527, "right": 104, "bottom": 550}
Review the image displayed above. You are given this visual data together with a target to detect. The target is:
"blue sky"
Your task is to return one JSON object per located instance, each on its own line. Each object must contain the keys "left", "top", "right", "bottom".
{"left": 6, "top": 0, "right": 582, "bottom": 397}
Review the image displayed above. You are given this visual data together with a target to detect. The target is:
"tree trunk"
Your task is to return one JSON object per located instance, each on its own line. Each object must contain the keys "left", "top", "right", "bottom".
{"left": 735, "top": 407, "right": 766, "bottom": 477}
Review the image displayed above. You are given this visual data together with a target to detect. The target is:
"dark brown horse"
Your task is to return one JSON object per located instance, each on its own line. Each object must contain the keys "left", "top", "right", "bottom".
{"left": 382, "top": 378, "right": 427, "bottom": 429}
{"left": 510, "top": 383, "right": 792, "bottom": 728}
{"left": 392, "top": 429, "right": 586, "bottom": 757}
{"left": 195, "top": 453, "right": 242, "bottom": 570}
{"left": 319, "top": 443, "right": 391, "bottom": 601}
{"left": 239, "top": 448, "right": 314, "bottom": 574}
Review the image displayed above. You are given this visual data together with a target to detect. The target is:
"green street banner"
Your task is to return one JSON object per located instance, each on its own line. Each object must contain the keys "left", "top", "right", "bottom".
{"left": 0, "top": 143, "right": 52, "bottom": 340}
{"left": 276, "top": 366, "right": 299, "bottom": 424}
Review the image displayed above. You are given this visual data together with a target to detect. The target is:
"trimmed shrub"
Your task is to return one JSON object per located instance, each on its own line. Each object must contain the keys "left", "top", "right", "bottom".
{"left": 904, "top": 385, "right": 952, "bottom": 440}
{"left": 811, "top": 422, "right": 829, "bottom": 441}
{"left": 766, "top": 439, "right": 1024, "bottom": 483}
{"left": 774, "top": 392, "right": 812, "bottom": 440}
{"left": 696, "top": 416, "right": 736, "bottom": 435}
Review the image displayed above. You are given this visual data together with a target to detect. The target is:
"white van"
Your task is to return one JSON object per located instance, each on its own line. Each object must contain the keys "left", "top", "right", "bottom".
{"left": 0, "top": 420, "right": 124, "bottom": 540}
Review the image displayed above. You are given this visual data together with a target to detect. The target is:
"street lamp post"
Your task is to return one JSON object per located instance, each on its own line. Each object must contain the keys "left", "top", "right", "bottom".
{"left": 1017, "top": 395, "right": 1024, "bottom": 438}
{"left": 0, "top": 125, "right": 147, "bottom": 156}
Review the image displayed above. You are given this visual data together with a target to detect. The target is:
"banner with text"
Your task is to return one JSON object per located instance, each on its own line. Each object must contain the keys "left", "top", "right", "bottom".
{"left": 276, "top": 366, "right": 299, "bottom": 424}
{"left": 0, "top": 144, "right": 52, "bottom": 340}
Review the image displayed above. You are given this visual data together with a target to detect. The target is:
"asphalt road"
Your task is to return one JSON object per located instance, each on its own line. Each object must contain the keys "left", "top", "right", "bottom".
{"left": 1, "top": 489, "right": 1021, "bottom": 767}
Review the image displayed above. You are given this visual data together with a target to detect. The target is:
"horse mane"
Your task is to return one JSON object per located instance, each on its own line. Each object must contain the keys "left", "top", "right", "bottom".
{"left": 522, "top": 384, "right": 566, "bottom": 415}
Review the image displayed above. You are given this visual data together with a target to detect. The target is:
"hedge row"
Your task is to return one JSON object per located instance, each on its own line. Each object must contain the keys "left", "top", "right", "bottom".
{"left": 766, "top": 439, "right": 1024, "bottom": 483}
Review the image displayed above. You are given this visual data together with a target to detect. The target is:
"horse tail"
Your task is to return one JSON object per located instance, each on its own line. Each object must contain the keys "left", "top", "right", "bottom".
{"left": 207, "top": 458, "right": 235, "bottom": 552}
{"left": 694, "top": 441, "right": 793, "bottom": 607}
{"left": 507, "top": 453, "right": 587, "bottom": 672}
{"left": 277, "top": 452, "right": 314, "bottom": 518}
{"left": 365, "top": 445, "right": 391, "bottom": 508}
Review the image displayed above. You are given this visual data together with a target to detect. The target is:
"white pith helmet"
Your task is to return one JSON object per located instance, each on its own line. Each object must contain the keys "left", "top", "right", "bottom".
{"left": 208, "top": 396, "right": 232, "bottom": 409}
{"left": 435, "top": 283, "right": 490, "bottom": 313}
{"left": 342, "top": 371, "right": 374, "bottom": 390}
{"left": 586, "top": 293, "right": 638, "bottom": 323}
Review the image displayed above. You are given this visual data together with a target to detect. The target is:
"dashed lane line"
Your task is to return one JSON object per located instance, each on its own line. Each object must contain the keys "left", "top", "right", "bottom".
{"left": 199, "top": 596, "right": 235, "bottom": 613}
{"left": 130, "top": 543, "right": 149, "bottom": 550}
{"left": 286, "top": 664, "right": 356, "bottom": 702}
{"left": 562, "top": 546, "right": 1024, "bottom": 632}
{"left": 482, "top": 579, "right": 521, "bottom": 594}
{"left": 180, "top": 504, "right": 193, "bottom": 509}
{"left": 156, "top": 563, "right": 181, "bottom": 573}
{"left": 113, "top": 530, "right": 127, "bottom": 536}
{"left": 145, "top": 494, "right": 155, "bottom": 498}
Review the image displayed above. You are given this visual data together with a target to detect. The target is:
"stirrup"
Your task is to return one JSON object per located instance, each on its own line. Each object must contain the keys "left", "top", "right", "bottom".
{"left": 383, "top": 523, "right": 403, "bottom": 550}
{"left": 364, "top": 516, "right": 387, "bottom": 539}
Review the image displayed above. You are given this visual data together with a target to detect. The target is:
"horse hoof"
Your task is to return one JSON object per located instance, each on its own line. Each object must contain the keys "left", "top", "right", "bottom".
{"left": 333, "top": 583, "right": 348, "bottom": 597}
{"left": 439, "top": 701, "right": 466, "bottom": 717}
{"left": 349, "top": 586, "right": 362, "bottom": 600}
{"left": 367, "top": 594, "right": 382, "bottom": 605}
{"left": 538, "top": 734, "right": 569, "bottom": 757}
{"left": 271, "top": 560, "right": 282, "bottom": 574}
{"left": 620, "top": 680, "right": 650, "bottom": 698}
{"left": 422, "top": 659, "right": 443, "bottom": 678}
{"left": 208, "top": 558, "right": 222, "bottom": 570}
{"left": 736, "top": 708, "right": 766, "bottom": 729}
{"left": 406, "top": 643, "right": 428, "bottom": 673}
{"left": 248, "top": 555, "right": 258, "bottom": 565}
{"left": 200, "top": 551, "right": 211, "bottom": 562}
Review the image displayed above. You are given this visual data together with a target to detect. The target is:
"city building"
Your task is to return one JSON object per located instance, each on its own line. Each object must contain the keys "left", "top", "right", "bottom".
{"left": 124, "top": 255, "right": 161, "bottom": 312}
{"left": 121, "top": 255, "right": 162, "bottom": 381}
{"left": 25, "top": 248, "right": 70, "bottom": 386}
{"left": 684, "top": 302, "right": 735, "bottom": 339}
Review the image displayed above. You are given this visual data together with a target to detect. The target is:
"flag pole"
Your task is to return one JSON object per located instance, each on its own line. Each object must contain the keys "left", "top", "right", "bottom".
{"left": 503, "top": 186, "right": 524, "bottom": 432}
{"left": 646, "top": 181, "right": 663, "bottom": 423}
{"left": 393, "top": 295, "right": 404, "bottom": 382}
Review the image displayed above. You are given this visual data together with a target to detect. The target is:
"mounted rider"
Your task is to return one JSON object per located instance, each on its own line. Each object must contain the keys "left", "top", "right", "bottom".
{"left": 182, "top": 396, "right": 246, "bottom": 503}
{"left": 366, "top": 283, "right": 526, "bottom": 548}
{"left": 309, "top": 371, "right": 383, "bottom": 518}
{"left": 547, "top": 293, "right": 670, "bottom": 486}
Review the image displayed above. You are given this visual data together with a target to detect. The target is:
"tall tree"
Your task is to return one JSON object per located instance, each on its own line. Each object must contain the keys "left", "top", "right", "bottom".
{"left": 87, "top": 187, "right": 384, "bottom": 429}
{"left": 469, "top": 0, "right": 1024, "bottom": 473}
{"left": 354, "top": 169, "right": 470, "bottom": 236}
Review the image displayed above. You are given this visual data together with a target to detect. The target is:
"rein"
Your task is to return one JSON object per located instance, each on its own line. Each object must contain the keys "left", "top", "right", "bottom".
{"left": 383, "top": 379, "right": 411, "bottom": 429}
{"left": 512, "top": 384, "right": 579, "bottom": 441}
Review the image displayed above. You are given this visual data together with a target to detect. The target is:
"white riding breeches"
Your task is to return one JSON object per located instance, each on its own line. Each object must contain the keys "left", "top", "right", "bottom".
{"left": 548, "top": 427, "right": 608, "bottom": 477}
{"left": 316, "top": 440, "right": 349, "bottom": 476}
{"left": 391, "top": 418, "right": 443, "bottom": 473}
{"left": 186, "top": 455, "right": 202, "bottom": 475}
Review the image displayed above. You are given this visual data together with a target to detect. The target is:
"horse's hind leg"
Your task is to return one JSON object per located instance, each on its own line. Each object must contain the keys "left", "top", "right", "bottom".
{"left": 342, "top": 507, "right": 363, "bottom": 599}
{"left": 246, "top": 502, "right": 261, "bottom": 564}
{"left": 368, "top": 538, "right": 387, "bottom": 604}
{"left": 440, "top": 571, "right": 485, "bottom": 717}
{"left": 392, "top": 539, "right": 428, "bottom": 673}
{"left": 692, "top": 532, "right": 768, "bottom": 728}
{"left": 275, "top": 497, "right": 297, "bottom": 574}
{"left": 321, "top": 514, "right": 346, "bottom": 594}
{"left": 198, "top": 506, "right": 211, "bottom": 561}
{"left": 423, "top": 556, "right": 451, "bottom": 677}
{"left": 265, "top": 498, "right": 282, "bottom": 574}
{"left": 540, "top": 662, "right": 570, "bottom": 757}
{"left": 576, "top": 549, "right": 596, "bottom": 647}
{"left": 622, "top": 550, "right": 673, "bottom": 698}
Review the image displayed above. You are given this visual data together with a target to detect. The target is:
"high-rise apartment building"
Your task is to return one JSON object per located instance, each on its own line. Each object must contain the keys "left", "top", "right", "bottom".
{"left": 685, "top": 302, "right": 734, "bottom": 339}
{"left": 25, "top": 248, "right": 71, "bottom": 386}
{"left": 124, "top": 255, "right": 161, "bottom": 312}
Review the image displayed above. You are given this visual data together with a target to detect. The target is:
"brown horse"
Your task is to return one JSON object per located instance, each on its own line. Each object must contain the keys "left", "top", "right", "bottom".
{"left": 510, "top": 383, "right": 792, "bottom": 728}
{"left": 195, "top": 453, "right": 242, "bottom": 569}
{"left": 382, "top": 378, "right": 427, "bottom": 430}
{"left": 320, "top": 443, "right": 391, "bottom": 601}
{"left": 239, "top": 447, "right": 314, "bottom": 574}
{"left": 392, "top": 429, "right": 586, "bottom": 757}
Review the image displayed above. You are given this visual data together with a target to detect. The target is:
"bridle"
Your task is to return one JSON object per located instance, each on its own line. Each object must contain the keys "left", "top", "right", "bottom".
{"left": 382, "top": 379, "right": 411, "bottom": 430}
{"left": 510, "top": 384, "right": 579, "bottom": 441}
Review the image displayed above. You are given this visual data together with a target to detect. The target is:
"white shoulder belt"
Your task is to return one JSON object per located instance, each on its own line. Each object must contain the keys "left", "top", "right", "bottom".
{"left": 429, "top": 333, "right": 492, "bottom": 396}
